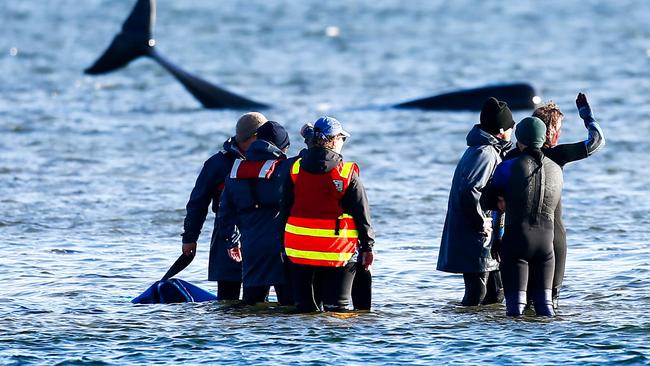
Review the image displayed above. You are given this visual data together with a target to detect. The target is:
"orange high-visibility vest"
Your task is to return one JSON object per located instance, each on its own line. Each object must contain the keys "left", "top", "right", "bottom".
{"left": 284, "top": 158, "right": 360, "bottom": 267}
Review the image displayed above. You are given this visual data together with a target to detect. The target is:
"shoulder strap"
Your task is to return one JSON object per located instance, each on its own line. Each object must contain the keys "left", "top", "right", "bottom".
{"left": 230, "top": 159, "right": 279, "bottom": 179}
{"left": 290, "top": 158, "right": 302, "bottom": 183}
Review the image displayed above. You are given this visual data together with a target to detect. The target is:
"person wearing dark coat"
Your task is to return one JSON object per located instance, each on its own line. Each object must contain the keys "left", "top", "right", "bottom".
{"left": 181, "top": 112, "right": 267, "bottom": 300}
{"left": 280, "top": 116, "right": 376, "bottom": 313}
{"left": 503, "top": 93, "right": 605, "bottom": 308}
{"left": 218, "top": 121, "right": 295, "bottom": 305}
{"left": 437, "top": 97, "right": 514, "bottom": 306}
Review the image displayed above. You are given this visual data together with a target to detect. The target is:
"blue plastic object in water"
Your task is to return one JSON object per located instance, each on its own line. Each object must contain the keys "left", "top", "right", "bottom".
{"left": 131, "top": 278, "right": 217, "bottom": 304}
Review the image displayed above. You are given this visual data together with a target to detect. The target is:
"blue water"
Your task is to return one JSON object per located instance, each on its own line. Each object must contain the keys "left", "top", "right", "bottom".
{"left": 1, "top": 0, "right": 650, "bottom": 364}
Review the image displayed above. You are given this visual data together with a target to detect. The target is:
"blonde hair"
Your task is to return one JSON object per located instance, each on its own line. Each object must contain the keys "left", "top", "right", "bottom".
{"left": 532, "top": 102, "right": 564, "bottom": 147}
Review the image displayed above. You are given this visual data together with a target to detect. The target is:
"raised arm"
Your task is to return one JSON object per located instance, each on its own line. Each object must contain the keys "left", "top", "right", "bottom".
{"left": 576, "top": 93, "right": 605, "bottom": 156}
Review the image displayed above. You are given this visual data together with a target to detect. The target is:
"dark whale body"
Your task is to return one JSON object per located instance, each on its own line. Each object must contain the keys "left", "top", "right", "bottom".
{"left": 392, "top": 83, "right": 538, "bottom": 111}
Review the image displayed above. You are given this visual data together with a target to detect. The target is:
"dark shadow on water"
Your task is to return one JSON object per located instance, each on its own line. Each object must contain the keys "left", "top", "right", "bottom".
{"left": 208, "top": 300, "right": 372, "bottom": 319}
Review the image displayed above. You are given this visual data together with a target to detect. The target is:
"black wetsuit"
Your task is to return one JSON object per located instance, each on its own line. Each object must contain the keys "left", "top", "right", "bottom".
{"left": 503, "top": 119, "right": 604, "bottom": 306}
{"left": 482, "top": 148, "right": 563, "bottom": 316}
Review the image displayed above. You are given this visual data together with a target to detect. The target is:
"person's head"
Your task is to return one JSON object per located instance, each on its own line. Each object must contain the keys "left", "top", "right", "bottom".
{"left": 300, "top": 123, "right": 315, "bottom": 148}
{"left": 256, "top": 121, "right": 290, "bottom": 153}
{"left": 532, "top": 102, "right": 564, "bottom": 147}
{"left": 312, "top": 116, "right": 350, "bottom": 154}
{"left": 235, "top": 112, "right": 268, "bottom": 152}
{"left": 515, "top": 116, "right": 547, "bottom": 151}
{"left": 480, "top": 97, "right": 515, "bottom": 141}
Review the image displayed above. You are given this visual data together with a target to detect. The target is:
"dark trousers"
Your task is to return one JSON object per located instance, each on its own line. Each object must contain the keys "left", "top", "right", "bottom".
{"left": 243, "top": 285, "right": 293, "bottom": 306}
{"left": 461, "top": 271, "right": 504, "bottom": 306}
{"left": 352, "top": 262, "right": 372, "bottom": 310}
{"left": 291, "top": 262, "right": 356, "bottom": 313}
{"left": 216, "top": 280, "right": 241, "bottom": 301}
{"left": 501, "top": 225, "right": 555, "bottom": 316}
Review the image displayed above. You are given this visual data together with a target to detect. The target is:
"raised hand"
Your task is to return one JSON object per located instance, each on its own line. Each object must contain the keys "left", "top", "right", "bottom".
{"left": 576, "top": 92, "right": 593, "bottom": 123}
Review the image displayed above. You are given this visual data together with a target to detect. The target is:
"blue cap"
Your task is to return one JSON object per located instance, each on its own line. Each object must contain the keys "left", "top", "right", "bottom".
{"left": 313, "top": 116, "right": 350, "bottom": 140}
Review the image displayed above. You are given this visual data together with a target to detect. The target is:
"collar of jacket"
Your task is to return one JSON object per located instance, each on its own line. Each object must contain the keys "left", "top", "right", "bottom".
{"left": 523, "top": 146, "right": 544, "bottom": 164}
{"left": 466, "top": 124, "right": 513, "bottom": 156}
{"left": 222, "top": 137, "right": 246, "bottom": 159}
{"left": 301, "top": 146, "right": 342, "bottom": 173}
{"left": 245, "top": 140, "right": 287, "bottom": 161}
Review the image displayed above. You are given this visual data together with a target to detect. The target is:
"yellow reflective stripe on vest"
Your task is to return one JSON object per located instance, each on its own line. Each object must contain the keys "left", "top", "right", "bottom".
{"left": 285, "top": 247, "right": 354, "bottom": 262}
{"left": 291, "top": 158, "right": 301, "bottom": 175}
{"left": 285, "top": 223, "right": 358, "bottom": 238}
{"left": 340, "top": 162, "right": 354, "bottom": 179}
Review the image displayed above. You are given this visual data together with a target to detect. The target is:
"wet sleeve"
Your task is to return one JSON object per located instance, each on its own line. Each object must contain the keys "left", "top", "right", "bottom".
{"left": 585, "top": 119, "right": 605, "bottom": 156}
{"left": 459, "top": 150, "right": 497, "bottom": 231}
{"left": 217, "top": 182, "right": 240, "bottom": 249}
{"left": 480, "top": 161, "right": 510, "bottom": 211}
{"left": 342, "top": 171, "right": 376, "bottom": 252}
{"left": 279, "top": 173, "right": 294, "bottom": 230}
{"left": 182, "top": 157, "right": 222, "bottom": 244}
{"left": 546, "top": 119, "right": 605, "bottom": 166}
{"left": 545, "top": 142, "right": 587, "bottom": 166}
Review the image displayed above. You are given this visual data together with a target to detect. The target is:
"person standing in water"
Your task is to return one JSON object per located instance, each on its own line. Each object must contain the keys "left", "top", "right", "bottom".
{"left": 482, "top": 117, "right": 563, "bottom": 316}
{"left": 437, "top": 97, "right": 514, "bottom": 306}
{"left": 218, "top": 121, "right": 295, "bottom": 305}
{"left": 503, "top": 93, "right": 605, "bottom": 308}
{"left": 281, "top": 116, "right": 375, "bottom": 313}
{"left": 181, "top": 112, "right": 267, "bottom": 300}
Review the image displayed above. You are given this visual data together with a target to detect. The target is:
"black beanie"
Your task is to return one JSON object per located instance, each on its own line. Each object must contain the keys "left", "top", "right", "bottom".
{"left": 256, "top": 121, "right": 290, "bottom": 150}
{"left": 480, "top": 97, "right": 515, "bottom": 134}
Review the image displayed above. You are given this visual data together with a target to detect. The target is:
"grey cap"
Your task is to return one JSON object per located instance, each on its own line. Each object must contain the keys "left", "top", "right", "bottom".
{"left": 235, "top": 112, "right": 267, "bottom": 143}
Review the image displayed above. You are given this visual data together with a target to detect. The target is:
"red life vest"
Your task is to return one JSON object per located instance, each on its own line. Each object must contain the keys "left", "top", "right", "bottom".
{"left": 284, "top": 158, "right": 360, "bottom": 267}
{"left": 229, "top": 159, "right": 279, "bottom": 179}
{"left": 228, "top": 158, "right": 282, "bottom": 213}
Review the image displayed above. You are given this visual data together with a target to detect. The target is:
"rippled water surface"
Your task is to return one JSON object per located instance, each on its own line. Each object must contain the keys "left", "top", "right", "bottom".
{"left": 2, "top": 0, "right": 650, "bottom": 364}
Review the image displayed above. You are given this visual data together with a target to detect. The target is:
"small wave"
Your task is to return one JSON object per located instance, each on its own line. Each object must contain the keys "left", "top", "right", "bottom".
{"left": 49, "top": 249, "right": 81, "bottom": 254}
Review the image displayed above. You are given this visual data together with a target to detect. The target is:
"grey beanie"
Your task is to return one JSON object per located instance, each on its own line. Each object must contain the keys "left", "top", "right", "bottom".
{"left": 515, "top": 117, "right": 547, "bottom": 149}
{"left": 235, "top": 112, "right": 267, "bottom": 143}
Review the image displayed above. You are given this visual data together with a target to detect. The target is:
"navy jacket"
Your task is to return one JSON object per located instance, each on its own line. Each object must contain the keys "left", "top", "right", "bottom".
{"left": 218, "top": 140, "right": 294, "bottom": 287}
{"left": 437, "top": 125, "right": 512, "bottom": 273}
{"left": 182, "top": 137, "right": 243, "bottom": 282}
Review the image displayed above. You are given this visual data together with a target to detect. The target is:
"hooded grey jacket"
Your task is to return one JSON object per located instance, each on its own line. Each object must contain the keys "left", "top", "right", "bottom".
{"left": 437, "top": 125, "right": 512, "bottom": 273}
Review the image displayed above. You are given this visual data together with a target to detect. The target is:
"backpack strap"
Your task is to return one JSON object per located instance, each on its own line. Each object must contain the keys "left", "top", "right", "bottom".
{"left": 230, "top": 159, "right": 279, "bottom": 179}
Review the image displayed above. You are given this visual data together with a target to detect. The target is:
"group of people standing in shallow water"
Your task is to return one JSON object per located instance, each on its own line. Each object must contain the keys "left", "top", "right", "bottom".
{"left": 181, "top": 114, "right": 374, "bottom": 313}
{"left": 438, "top": 93, "right": 604, "bottom": 316}
{"left": 179, "top": 92, "right": 604, "bottom": 316}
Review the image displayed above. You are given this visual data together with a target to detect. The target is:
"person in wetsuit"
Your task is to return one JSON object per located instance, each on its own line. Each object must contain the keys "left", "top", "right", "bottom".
{"left": 482, "top": 117, "right": 563, "bottom": 316}
{"left": 503, "top": 93, "right": 605, "bottom": 308}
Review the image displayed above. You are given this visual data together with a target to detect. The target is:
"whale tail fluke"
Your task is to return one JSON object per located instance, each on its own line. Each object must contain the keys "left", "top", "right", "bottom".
{"left": 85, "top": 0, "right": 155, "bottom": 75}
{"left": 150, "top": 50, "right": 270, "bottom": 109}
{"left": 85, "top": 0, "right": 269, "bottom": 109}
